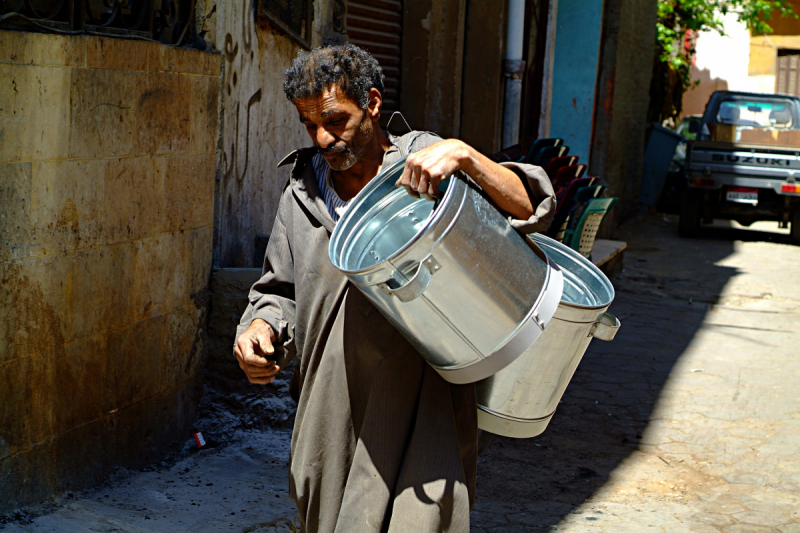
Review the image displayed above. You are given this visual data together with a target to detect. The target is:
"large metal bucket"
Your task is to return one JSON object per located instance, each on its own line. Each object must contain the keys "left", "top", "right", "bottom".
{"left": 476, "top": 233, "right": 621, "bottom": 438}
{"left": 329, "top": 157, "right": 564, "bottom": 384}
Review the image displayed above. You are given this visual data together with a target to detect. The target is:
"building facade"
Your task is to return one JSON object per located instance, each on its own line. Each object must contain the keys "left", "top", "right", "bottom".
{"left": 683, "top": 1, "right": 800, "bottom": 117}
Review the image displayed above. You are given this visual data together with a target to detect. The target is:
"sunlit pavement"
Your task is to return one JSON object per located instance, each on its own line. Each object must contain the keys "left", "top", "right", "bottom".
{"left": 472, "top": 214, "right": 800, "bottom": 532}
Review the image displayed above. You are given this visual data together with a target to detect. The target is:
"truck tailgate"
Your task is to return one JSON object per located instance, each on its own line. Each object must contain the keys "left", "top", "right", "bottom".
{"left": 688, "top": 142, "right": 800, "bottom": 193}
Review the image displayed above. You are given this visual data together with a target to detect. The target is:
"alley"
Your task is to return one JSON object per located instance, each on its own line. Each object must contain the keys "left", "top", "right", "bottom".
{"left": 2, "top": 215, "right": 800, "bottom": 532}
{"left": 474, "top": 216, "right": 800, "bottom": 532}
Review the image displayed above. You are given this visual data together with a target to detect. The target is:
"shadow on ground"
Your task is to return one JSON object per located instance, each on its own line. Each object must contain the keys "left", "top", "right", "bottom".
{"left": 3, "top": 213, "right": 794, "bottom": 532}
{"left": 473, "top": 213, "right": 792, "bottom": 530}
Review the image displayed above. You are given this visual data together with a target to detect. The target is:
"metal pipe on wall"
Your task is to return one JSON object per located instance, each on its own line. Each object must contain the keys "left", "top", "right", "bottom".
{"left": 502, "top": 0, "right": 527, "bottom": 149}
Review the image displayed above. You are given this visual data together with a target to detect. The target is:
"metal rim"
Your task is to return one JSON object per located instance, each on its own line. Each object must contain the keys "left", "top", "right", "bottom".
{"left": 330, "top": 156, "right": 462, "bottom": 276}
{"left": 531, "top": 233, "right": 615, "bottom": 310}
{"left": 477, "top": 404, "right": 556, "bottom": 423}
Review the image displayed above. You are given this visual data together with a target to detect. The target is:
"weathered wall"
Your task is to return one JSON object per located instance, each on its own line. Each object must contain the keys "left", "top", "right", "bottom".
{"left": 201, "top": 268, "right": 297, "bottom": 440}
{"left": 401, "top": 0, "right": 467, "bottom": 139}
{"left": 683, "top": 7, "right": 800, "bottom": 117}
{"left": 750, "top": 35, "right": 800, "bottom": 78}
{"left": 519, "top": 0, "right": 553, "bottom": 153}
{"left": 215, "top": 0, "right": 341, "bottom": 268}
{"left": 459, "top": 0, "right": 505, "bottom": 154}
{"left": 590, "top": 0, "right": 658, "bottom": 221}
{"left": 683, "top": 14, "right": 761, "bottom": 117}
{"left": 0, "top": 31, "right": 220, "bottom": 513}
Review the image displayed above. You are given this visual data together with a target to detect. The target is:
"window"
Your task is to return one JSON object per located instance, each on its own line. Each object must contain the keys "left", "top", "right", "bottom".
{"left": 777, "top": 50, "right": 800, "bottom": 98}
{"left": 714, "top": 99, "right": 794, "bottom": 129}
{"left": 257, "top": 0, "right": 313, "bottom": 49}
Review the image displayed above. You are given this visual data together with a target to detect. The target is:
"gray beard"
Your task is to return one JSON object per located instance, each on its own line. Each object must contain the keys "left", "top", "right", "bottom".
{"left": 325, "top": 149, "right": 360, "bottom": 172}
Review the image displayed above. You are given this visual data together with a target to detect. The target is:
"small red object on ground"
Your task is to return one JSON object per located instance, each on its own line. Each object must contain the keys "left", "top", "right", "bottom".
{"left": 194, "top": 432, "right": 206, "bottom": 448}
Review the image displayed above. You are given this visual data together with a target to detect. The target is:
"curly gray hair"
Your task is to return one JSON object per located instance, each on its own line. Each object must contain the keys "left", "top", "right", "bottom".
{"left": 283, "top": 44, "right": 385, "bottom": 109}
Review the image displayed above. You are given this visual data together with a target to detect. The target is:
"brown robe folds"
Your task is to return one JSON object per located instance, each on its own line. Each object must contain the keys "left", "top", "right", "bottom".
{"left": 235, "top": 132, "right": 556, "bottom": 533}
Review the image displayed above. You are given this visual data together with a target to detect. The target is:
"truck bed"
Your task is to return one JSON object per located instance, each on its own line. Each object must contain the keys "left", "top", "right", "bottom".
{"left": 687, "top": 141, "right": 800, "bottom": 189}
{"left": 707, "top": 124, "right": 800, "bottom": 148}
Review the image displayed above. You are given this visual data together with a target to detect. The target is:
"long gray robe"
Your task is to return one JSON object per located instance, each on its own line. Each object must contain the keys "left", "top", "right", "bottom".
{"left": 235, "top": 132, "right": 556, "bottom": 533}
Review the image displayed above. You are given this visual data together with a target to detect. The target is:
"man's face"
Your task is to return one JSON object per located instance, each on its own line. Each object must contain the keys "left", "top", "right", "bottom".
{"left": 295, "top": 85, "right": 376, "bottom": 171}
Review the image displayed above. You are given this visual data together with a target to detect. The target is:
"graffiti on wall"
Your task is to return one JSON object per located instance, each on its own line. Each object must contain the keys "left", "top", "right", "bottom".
{"left": 222, "top": 89, "right": 263, "bottom": 187}
{"left": 218, "top": 0, "right": 308, "bottom": 266}
{"left": 221, "top": 0, "right": 263, "bottom": 189}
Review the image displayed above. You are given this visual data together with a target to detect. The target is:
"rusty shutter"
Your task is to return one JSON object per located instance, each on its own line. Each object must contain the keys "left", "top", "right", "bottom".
{"left": 347, "top": 0, "right": 403, "bottom": 120}
{"left": 777, "top": 50, "right": 800, "bottom": 97}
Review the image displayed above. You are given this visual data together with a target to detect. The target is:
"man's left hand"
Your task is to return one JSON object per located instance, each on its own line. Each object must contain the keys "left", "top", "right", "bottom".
{"left": 394, "top": 138, "right": 536, "bottom": 221}
{"left": 395, "top": 139, "right": 468, "bottom": 201}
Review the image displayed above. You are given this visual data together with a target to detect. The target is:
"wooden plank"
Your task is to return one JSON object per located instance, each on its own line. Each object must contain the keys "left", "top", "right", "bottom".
{"left": 380, "top": 65, "right": 400, "bottom": 77}
{"left": 347, "top": 0, "right": 403, "bottom": 115}
{"left": 365, "top": 53, "right": 401, "bottom": 66}
{"left": 592, "top": 239, "right": 627, "bottom": 268}
{"left": 778, "top": 55, "right": 787, "bottom": 94}
{"left": 460, "top": 0, "right": 505, "bottom": 154}
{"left": 347, "top": 14, "right": 401, "bottom": 36}
{"left": 348, "top": 4, "right": 402, "bottom": 24}
{"left": 777, "top": 52, "right": 800, "bottom": 97}
{"left": 347, "top": 27, "right": 402, "bottom": 46}
{"left": 349, "top": 0, "right": 402, "bottom": 13}
{"left": 349, "top": 39, "right": 401, "bottom": 55}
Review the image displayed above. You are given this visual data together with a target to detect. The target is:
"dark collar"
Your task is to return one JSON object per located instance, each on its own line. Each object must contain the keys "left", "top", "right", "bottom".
{"left": 277, "top": 146, "right": 319, "bottom": 168}
{"left": 279, "top": 148, "right": 336, "bottom": 232}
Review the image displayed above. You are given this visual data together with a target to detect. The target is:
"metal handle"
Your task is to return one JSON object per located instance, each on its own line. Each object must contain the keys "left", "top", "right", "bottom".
{"left": 378, "top": 256, "right": 441, "bottom": 303}
{"left": 590, "top": 312, "right": 620, "bottom": 341}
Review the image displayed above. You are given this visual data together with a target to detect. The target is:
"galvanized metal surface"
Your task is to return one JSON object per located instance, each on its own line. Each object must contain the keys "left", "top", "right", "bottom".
{"left": 476, "top": 233, "right": 620, "bottom": 438}
{"left": 330, "top": 157, "right": 563, "bottom": 384}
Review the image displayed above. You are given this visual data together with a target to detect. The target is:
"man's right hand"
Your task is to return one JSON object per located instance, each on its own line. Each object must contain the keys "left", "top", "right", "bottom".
{"left": 234, "top": 319, "right": 281, "bottom": 385}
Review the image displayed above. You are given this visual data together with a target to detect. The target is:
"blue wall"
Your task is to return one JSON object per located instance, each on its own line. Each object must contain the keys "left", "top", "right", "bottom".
{"left": 549, "top": 0, "right": 604, "bottom": 163}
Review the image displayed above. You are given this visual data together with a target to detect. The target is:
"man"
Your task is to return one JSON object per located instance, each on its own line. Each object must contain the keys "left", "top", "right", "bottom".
{"left": 234, "top": 44, "right": 556, "bottom": 533}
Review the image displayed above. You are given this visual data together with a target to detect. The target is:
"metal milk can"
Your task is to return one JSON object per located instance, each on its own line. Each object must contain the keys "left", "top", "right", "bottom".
{"left": 476, "top": 233, "right": 621, "bottom": 438}
{"left": 329, "top": 157, "right": 564, "bottom": 384}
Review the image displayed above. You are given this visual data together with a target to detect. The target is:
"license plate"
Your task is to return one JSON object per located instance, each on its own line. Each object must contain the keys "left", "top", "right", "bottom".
{"left": 726, "top": 189, "right": 758, "bottom": 205}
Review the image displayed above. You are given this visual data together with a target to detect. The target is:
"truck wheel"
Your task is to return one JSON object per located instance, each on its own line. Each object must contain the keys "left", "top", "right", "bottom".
{"left": 679, "top": 189, "right": 702, "bottom": 238}
{"left": 791, "top": 209, "right": 800, "bottom": 243}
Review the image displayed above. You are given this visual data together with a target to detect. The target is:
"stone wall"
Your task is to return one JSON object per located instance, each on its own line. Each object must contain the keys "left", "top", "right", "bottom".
{"left": 215, "top": 0, "right": 341, "bottom": 269}
{"left": 400, "top": 0, "right": 467, "bottom": 140}
{"left": 590, "top": 0, "right": 658, "bottom": 222}
{"left": 0, "top": 31, "right": 220, "bottom": 513}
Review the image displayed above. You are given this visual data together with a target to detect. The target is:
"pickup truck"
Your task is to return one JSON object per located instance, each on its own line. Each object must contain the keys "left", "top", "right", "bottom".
{"left": 679, "top": 90, "right": 800, "bottom": 241}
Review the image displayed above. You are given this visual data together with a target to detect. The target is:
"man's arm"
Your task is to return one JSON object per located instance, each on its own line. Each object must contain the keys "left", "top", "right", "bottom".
{"left": 235, "top": 319, "right": 280, "bottom": 384}
{"left": 395, "top": 138, "right": 550, "bottom": 222}
{"left": 234, "top": 189, "right": 297, "bottom": 385}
